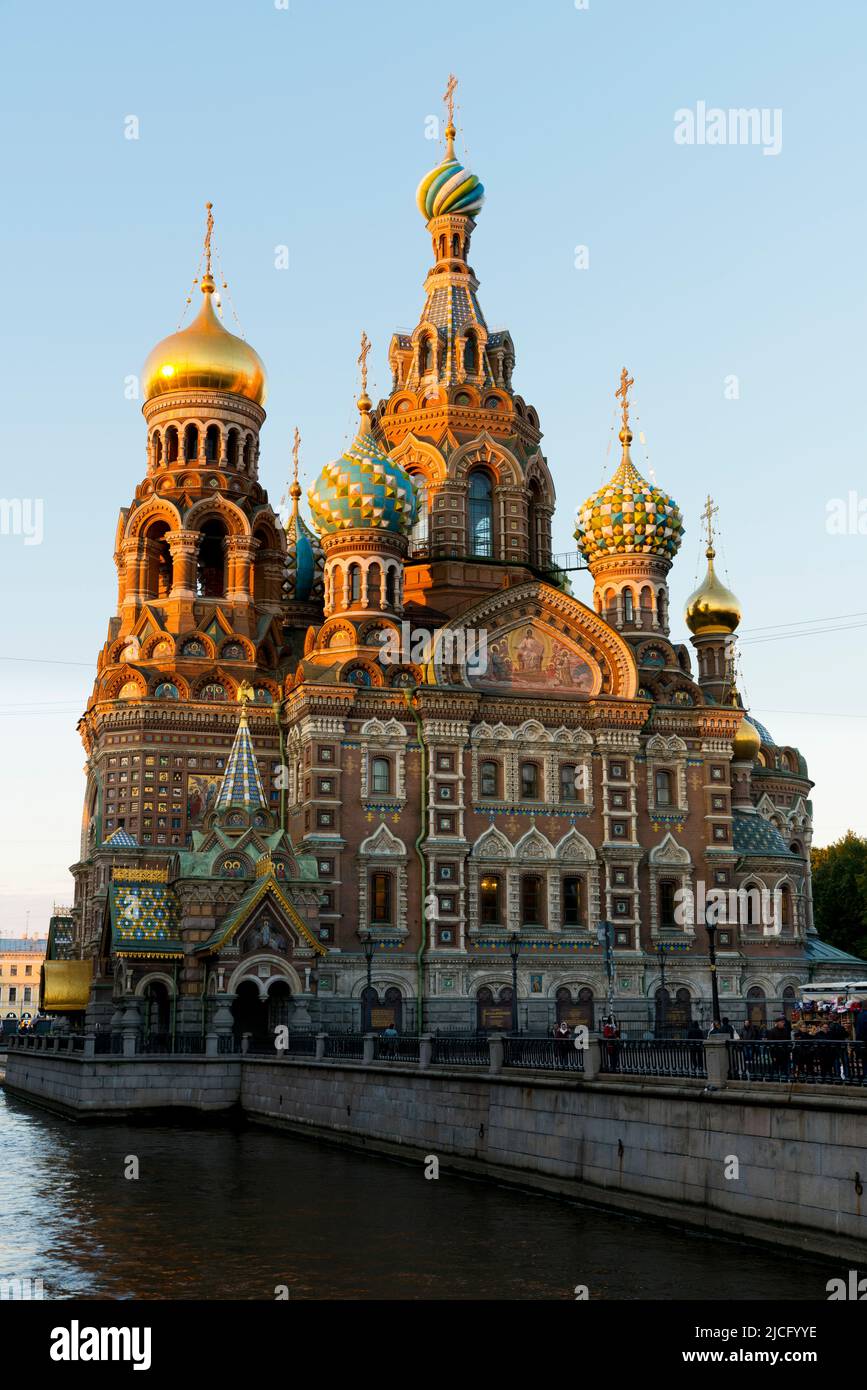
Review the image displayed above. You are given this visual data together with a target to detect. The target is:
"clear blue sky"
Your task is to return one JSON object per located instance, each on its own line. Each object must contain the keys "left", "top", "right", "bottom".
{"left": 1, "top": 0, "right": 865, "bottom": 933}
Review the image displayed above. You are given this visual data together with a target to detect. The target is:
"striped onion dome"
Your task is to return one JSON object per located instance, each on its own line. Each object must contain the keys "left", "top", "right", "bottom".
{"left": 416, "top": 124, "right": 484, "bottom": 221}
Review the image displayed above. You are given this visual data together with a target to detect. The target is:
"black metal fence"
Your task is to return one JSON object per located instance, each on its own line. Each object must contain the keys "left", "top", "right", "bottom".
{"left": 503, "top": 1037, "right": 584, "bottom": 1073}
{"left": 431, "top": 1034, "right": 490, "bottom": 1067}
{"left": 324, "top": 1034, "right": 365, "bottom": 1061}
{"left": 728, "top": 1039, "right": 867, "bottom": 1086}
{"left": 601, "top": 1038, "right": 707, "bottom": 1078}
{"left": 372, "top": 1036, "right": 421, "bottom": 1064}
{"left": 138, "top": 1034, "right": 207, "bottom": 1055}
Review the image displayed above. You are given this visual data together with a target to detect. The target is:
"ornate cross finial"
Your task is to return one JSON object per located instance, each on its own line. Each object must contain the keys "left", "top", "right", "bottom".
{"left": 702, "top": 494, "right": 719, "bottom": 551}
{"left": 615, "top": 367, "right": 634, "bottom": 431}
{"left": 204, "top": 201, "right": 214, "bottom": 278}
{"left": 357, "top": 330, "right": 371, "bottom": 395}
{"left": 292, "top": 427, "right": 301, "bottom": 484}
{"left": 443, "top": 73, "right": 458, "bottom": 128}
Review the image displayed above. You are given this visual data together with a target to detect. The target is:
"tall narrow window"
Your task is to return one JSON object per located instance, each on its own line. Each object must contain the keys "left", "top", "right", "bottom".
{"left": 370, "top": 872, "right": 392, "bottom": 925}
{"left": 528, "top": 481, "right": 542, "bottom": 568}
{"left": 463, "top": 333, "right": 476, "bottom": 375}
{"left": 480, "top": 760, "right": 499, "bottom": 798}
{"left": 623, "top": 590, "right": 635, "bottom": 623}
{"left": 479, "top": 874, "right": 501, "bottom": 925}
{"left": 562, "top": 877, "right": 582, "bottom": 926}
{"left": 410, "top": 473, "right": 429, "bottom": 550}
{"left": 205, "top": 424, "right": 220, "bottom": 461}
{"left": 468, "top": 470, "right": 494, "bottom": 557}
{"left": 183, "top": 424, "right": 199, "bottom": 461}
{"left": 371, "top": 757, "right": 391, "bottom": 795}
{"left": 520, "top": 762, "right": 540, "bottom": 800}
{"left": 560, "top": 764, "right": 579, "bottom": 803}
{"left": 348, "top": 564, "right": 361, "bottom": 604}
{"left": 522, "top": 874, "right": 544, "bottom": 925}
{"left": 421, "top": 336, "right": 434, "bottom": 375}
{"left": 197, "top": 521, "right": 226, "bottom": 598}
{"left": 655, "top": 769, "right": 672, "bottom": 806}
{"left": 659, "top": 879, "right": 677, "bottom": 928}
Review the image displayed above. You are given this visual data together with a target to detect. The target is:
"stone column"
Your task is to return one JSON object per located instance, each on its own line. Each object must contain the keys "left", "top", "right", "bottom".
{"left": 212, "top": 995, "right": 235, "bottom": 1039}
{"left": 315, "top": 1032, "right": 327, "bottom": 1061}
{"left": 121, "top": 997, "right": 142, "bottom": 1057}
{"left": 488, "top": 1032, "right": 504, "bottom": 1074}
{"left": 704, "top": 1035, "right": 728, "bottom": 1087}
{"left": 225, "top": 536, "right": 259, "bottom": 603}
{"left": 582, "top": 1032, "right": 602, "bottom": 1081}
{"left": 362, "top": 1032, "right": 376, "bottom": 1065}
{"left": 419, "top": 1032, "right": 433, "bottom": 1070}
{"left": 166, "top": 530, "right": 199, "bottom": 600}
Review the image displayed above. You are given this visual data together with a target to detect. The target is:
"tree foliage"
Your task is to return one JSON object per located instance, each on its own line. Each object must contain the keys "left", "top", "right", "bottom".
{"left": 811, "top": 832, "right": 867, "bottom": 961}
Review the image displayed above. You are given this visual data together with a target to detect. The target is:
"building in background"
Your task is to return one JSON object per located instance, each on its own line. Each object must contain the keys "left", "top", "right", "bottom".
{"left": 0, "top": 938, "right": 48, "bottom": 1024}
{"left": 53, "top": 87, "right": 855, "bottom": 1041}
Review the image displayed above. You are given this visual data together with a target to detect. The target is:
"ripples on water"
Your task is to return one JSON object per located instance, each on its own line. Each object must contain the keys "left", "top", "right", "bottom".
{"left": 0, "top": 1090, "right": 841, "bottom": 1300}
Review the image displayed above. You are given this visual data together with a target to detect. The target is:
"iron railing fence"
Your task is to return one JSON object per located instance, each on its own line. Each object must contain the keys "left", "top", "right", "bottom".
{"left": 324, "top": 1034, "right": 365, "bottom": 1061}
{"left": 728, "top": 1039, "right": 867, "bottom": 1085}
{"left": 601, "top": 1038, "right": 707, "bottom": 1079}
{"left": 372, "top": 1036, "right": 421, "bottom": 1064}
{"left": 430, "top": 1034, "right": 490, "bottom": 1067}
{"left": 503, "top": 1037, "right": 585, "bottom": 1073}
{"left": 138, "top": 1034, "right": 207, "bottom": 1056}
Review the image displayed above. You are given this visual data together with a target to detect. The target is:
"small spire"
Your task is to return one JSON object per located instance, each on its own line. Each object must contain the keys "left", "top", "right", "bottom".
{"left": 615, "top": 366, "right": 634, "bottom": 447}
{"left": 356, "top": 330, "right": 373, "bottom": 426}
{"left": 201, "top": 201, "right": 215, "bottom": 294}
{"left": 443, "top": 73, "right": 458, "bottom": 160}
{"left": 290, "top": 427, "right": 302, "bottom": 512}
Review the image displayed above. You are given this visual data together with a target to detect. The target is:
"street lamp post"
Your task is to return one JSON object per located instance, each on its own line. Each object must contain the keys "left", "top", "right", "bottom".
{"left": 361, "top": 934, "right": 376, "bottom": 1030}
{"left": 596, "top": 919, "right": 615, "bottom": 1021}
{"left": 508, "top": 934, "right": 521, "bottom": 1035}
{"left": 657, "top": 944, "right": 667, "bottom": 1039}
{"left": 704, "top": 904, "right": 721, "bottom": 1028}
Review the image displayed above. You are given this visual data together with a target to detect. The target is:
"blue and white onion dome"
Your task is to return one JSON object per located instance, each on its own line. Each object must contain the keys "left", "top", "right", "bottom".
{"left": 415, "top": 121, "right": 485, "bottom": 222}
{"left": 308, "top": 394, "right": 418, "bottom": 536}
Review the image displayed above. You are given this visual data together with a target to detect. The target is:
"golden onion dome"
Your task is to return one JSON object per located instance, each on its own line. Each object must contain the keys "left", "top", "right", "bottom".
{"left": 684, "top": 544, "right": 742, "bottom": 635}
{"left": 732, "top": 714, "right": 762, "bottom": 762}
{"left": 142, "top": 273, "right": 267, "bottom": 406}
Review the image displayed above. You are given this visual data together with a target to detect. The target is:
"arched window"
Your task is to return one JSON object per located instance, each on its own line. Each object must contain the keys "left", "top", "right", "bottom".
{"left": 348, "top": 564, "right": 361, "bottom": 605}
{"left": 623, "top": 590, "right": 635, "bottom": 623}
{"left": 741, "top": 882, "right": 762, "bottom": 928}
{"left": 463, "top": 333, "right": 476, "bottom": 376}
{"left": 151, "top": 431, "right": 163, "bottom": 468}
{"left": 654, "top": 769, "right": 673, "bottom": 806}
{"left": 562, "top": 876, "right": 583, "bottom": 925}
{"left": 197, "top": 520, "right": 227, "bottom": 598}
{"left": 204, "top": 424, "right": 220, "bottom": 461}
{"left": 657, "top": 589, "right": 667, "bottom": 626}
{"left": 243, "top": 435, "right": 254, "bottom": 471}
{"left": 409, "top": 473, "right": 429, "bottom": 550}
{"left": 452, "top": 232, "right": 461, "bottom": 258}
{"left": 560, "top": 764, "right": 579, "bottom": 803}
{"left": 746, "top": 986, "right": 767, "bottom": 1026}
{"left": 227, "top": 428, "right": 239, "bottom": 468}
{"left": 166, "top": 426, "right": 179, "bottom": 463}
{"left": 183, "top": 424, "right": 199, "bottom": 461}
{"left": 468, "top": 469, "right": 494, "bottom": 557}
{"left": 143, "top": 520, "right": 173, "bottom": 599}
{"left": 779, "top": 884, "right": 792, "bottom": 928}
{"left": 371, "top": 757, "right": 391, "bottom": 795}
{"left": 421, "top": 335, "right": 435, "bottom": 375}
{"left": 367, "top": 563, "right": 382, "bottom": 609}
{"left": 479, "top": 874, "right": 501, "bottom": 925}
{"left": 520, "top": 761, "right": 540, "bottom": 800}
{"left": 384, "top": 567, "right": 396, "bottom": 608}
{"left": 480, "top": 760, "right": 499, "bottom": 798}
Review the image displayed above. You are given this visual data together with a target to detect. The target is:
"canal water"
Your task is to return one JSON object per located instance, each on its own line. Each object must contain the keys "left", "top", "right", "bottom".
{"left": 0, "top": 1090, "right": 842, "bottom": 1301}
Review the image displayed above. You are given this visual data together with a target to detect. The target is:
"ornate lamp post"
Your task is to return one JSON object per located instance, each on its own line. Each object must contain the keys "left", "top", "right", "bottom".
{"left": 657, "top": 944, "right": 667, "bottom": 1039}
{"left": 508, "top": 934, "right": 521, "bottom": 1035}
{"left": 361, "top": 934, "right": 376, "bottom": 1030}
{"left": 704, "top": 902, "right": 721, "bottom": 1027}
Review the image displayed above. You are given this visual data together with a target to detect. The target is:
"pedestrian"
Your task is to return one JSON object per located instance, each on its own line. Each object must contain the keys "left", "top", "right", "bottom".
{"left": 686, "top": 1019, "right": 704, "bottom": 1073}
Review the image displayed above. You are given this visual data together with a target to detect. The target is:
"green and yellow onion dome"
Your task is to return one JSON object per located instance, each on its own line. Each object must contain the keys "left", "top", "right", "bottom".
{"left": 575, "top": 430, "right": 684, "bottom": 564}
{"left": 416, "top": 124, "right": 485, "bottom": 221}
{"left": 308, "top": 398, "right": 418, "bottom": 536}
{"left": 142, "top": 273, "right": 267, "bottom": 406}
{"left": 684, "top": 544, "right": 742, "bottom": 635}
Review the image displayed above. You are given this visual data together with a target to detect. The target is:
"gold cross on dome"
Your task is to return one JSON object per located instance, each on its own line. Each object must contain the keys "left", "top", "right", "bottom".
{"left": 443, "top": 73, "right": 458, "bottom": 127}
{"left": 357, "top": 331, "right": 371, "bottom": 394}
{"left": 702, "top": 494, "right": 719, "bottom": 548}
{"left": 204, "top": 201, "right": 214, "bottom": 277}
{"left": 292, "top": 427, "right": 301, "bottom": 484}
{"left": 615, "top": 367, "right": 634, "bottom": 430}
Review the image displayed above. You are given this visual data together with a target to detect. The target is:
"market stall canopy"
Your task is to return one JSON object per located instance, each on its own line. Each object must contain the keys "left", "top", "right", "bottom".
{"left": 42, "top": 960, "right": 92, "bottom": 1012}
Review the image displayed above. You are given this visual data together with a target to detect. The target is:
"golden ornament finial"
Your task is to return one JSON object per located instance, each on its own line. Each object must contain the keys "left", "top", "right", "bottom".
{"left": 443, "top": 72, "right": 458, "bottom": 157}
{"left": 290, "top": 427, "right": 302, "bottom": 509}
{"left": 201, "top": 201, "right": 215, "bottom": 293}
{"left": 702, "top": 494, "right": 719, "bottom": 557}
{"left": 615, "top": 367, "right": 634, "bottom": 447}
{"left": 237, "top": 679, "right": 255, "bottom": 709}
{"left": 356, "top": 331, "right": 373, "bottom": 420}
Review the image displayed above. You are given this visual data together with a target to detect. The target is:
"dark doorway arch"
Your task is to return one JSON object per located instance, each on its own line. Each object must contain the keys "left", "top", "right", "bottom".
{"left": 267, "top": 980, "right": 293, "bottom": 1032}
{"left": 555, "top": 986, "right": 594, "bottom": 1029}
{"left": 142, "top": 980, "right": 171, "bottom": 1037}
{"left": 232, "top": 980, "right": 268, "bottom": 1043}
{"left": 746, "top": 986, "right": 767, "bottom": 1026}
{"left": 362, "top": 985, "right": 403, "bottom": 1033}
{"left": 476, "top": 985, "right": 513, "bottom": 1033}
{"left": 655, "top": 986, "right": 693, "bottom": 1038}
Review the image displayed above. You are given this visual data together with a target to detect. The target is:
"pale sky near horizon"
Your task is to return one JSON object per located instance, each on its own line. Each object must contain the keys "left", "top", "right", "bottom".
{"left": 0, "top": 0, "right": 864, "bottom": 935}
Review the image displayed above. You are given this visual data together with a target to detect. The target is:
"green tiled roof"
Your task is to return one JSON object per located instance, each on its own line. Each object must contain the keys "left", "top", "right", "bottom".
{"left": 805, "top": 938, "right": 867, "bottom": 967}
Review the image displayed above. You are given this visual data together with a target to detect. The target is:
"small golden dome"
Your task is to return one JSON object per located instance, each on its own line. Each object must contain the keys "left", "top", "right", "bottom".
{"left": 684, "top": 545, "right": 742, "bottom": 635}
{"left": 732, "top": 714, "right": 761, "bottom": 762}
{"left": 142, "top": 274, "right": 267, "bottom": 406}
